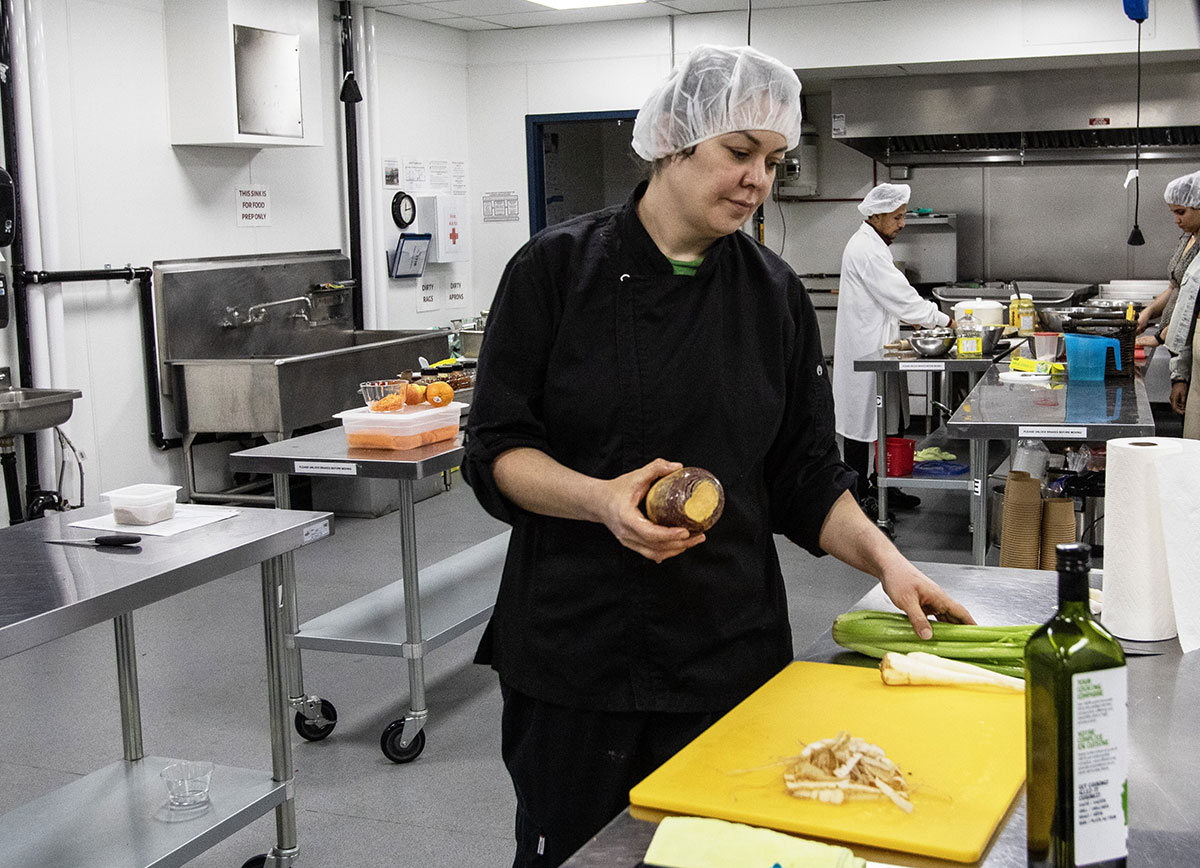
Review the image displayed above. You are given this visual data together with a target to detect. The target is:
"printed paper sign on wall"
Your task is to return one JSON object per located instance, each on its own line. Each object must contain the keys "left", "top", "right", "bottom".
{"left": 417, "top": 273, "right": 443, "bottom": 313}
{"left": 236, "top": 184, "right": 271, "bottom": 226}
{"left": 483, "top": 191, "right": 519, "bottom": 222}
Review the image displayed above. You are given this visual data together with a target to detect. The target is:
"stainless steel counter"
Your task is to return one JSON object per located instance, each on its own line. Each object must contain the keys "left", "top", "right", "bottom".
{"left": 562, "top": 561, "right": 1197, "bottom": 867}
{"left": 0, "top": 503, "right": 334, "bottom": 868}
{"left": 944, "top": 368, "right": 1154, "bottom": 563}
{"left": 0, "top": 504, "right": 331, "bottom": 658}
{"left": 944, "top": 366, "right": 1153, "bottom": 441}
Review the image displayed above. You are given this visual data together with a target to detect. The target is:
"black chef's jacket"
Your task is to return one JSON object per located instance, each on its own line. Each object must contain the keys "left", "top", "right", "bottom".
{"left": 464, "top": 182, "right": 856, "bottom": 714}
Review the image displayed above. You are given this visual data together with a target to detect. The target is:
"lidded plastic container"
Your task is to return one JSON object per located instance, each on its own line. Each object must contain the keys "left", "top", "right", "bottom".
{"left": 101, "top": 483, "right": 182, "bottom": 525}
{"left": 335, "top": 402, "right": 464, "bottom": 451}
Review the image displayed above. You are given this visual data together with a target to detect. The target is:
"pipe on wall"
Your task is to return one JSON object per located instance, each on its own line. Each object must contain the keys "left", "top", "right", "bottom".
{"left": 339, "top": 1, "right": 365, "bottom": 330}
{"left": 23, "top": 266, "right": 179, "bottom": 452}
{"left": 358, "top": 7, "right": 387, "bottom": 331}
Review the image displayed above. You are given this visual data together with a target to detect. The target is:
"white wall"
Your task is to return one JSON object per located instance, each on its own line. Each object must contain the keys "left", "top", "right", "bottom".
{"left": 466, "top": 18, "right": 672, "bottom": 298}
{"left": 365, "top": 12, "right": 472, "bottom": 330}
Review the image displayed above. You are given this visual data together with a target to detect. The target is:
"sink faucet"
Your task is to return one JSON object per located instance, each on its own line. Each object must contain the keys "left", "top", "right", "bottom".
{"left": 246, "top": 295, "right": 313, "bottom": 325}
{"left": 221, "top": 296, "right": 314, "bottom": 328}
{"left": 0, "top": 367, "right": 10, "bottom": 390}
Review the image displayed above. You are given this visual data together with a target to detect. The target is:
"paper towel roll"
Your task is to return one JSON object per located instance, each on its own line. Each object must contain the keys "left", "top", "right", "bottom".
{"left": 1102, "top": 437, "right": 1200, "bottom": 650}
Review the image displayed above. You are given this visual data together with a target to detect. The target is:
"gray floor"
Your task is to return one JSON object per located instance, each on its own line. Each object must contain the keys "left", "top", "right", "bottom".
{"left": 0, "top": 474, "right": 973, "bottom": 868}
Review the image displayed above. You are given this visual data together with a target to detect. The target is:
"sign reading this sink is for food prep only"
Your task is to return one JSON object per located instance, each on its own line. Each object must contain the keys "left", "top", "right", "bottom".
{"left": 236, "top": 184, "right": 272, "bottom": 227}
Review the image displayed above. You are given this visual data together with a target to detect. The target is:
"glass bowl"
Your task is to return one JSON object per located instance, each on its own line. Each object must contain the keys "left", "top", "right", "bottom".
{"left": 161, "top": 760, "right": 213, "bottom": 808}
{"left": 359, "top": 379, "right": 409, "bottom": 412}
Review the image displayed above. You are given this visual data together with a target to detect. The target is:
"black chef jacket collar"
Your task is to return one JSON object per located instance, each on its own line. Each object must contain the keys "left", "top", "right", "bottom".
{"left": 614, "top": 180, "right": 731, "bottom": 281}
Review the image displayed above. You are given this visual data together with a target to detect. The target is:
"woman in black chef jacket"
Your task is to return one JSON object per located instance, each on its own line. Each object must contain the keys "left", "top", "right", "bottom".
{"left": 463, "top": 44, "right": 974, "bottom": 868}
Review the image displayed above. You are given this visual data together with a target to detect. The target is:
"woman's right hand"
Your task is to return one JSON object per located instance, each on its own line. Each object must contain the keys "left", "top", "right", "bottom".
{"left": 597, "top": 459, "right": 706, "bottom": 563}
{"left": 1171, "top": 381, "right": 1188, "bottom": 415}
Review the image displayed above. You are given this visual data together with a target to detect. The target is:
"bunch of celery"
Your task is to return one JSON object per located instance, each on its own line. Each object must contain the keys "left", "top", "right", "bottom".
{"left": 831, "top": 610, "right": 1037, "bottom": 679}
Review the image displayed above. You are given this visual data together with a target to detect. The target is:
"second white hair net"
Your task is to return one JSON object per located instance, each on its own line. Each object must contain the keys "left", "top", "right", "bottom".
{"left": 858, "top": 183, "right": 912, "bottom": 217}
{"left": 631, "top": 45, "right": 803, "bottom": 161}
{"left": 1164, "top": 170, "right": 1200, "bottom": 209}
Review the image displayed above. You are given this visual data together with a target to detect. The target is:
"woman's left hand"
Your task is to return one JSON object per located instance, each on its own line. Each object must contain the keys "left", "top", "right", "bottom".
{"left": 878, "top": 562, "right": 976, "bottom": 639}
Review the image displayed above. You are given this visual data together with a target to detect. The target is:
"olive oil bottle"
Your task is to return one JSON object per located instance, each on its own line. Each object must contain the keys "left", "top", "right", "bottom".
{"left": 1025, "top": 543, "right": 1127, "bottom": 868}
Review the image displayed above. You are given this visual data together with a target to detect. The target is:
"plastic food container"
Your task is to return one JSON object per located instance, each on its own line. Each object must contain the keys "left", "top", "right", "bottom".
{"left": 101, "top": 483, "right": 182, "bottom": 525}
{"left": 335, "top": 402, "right": 464, "bottom": 451}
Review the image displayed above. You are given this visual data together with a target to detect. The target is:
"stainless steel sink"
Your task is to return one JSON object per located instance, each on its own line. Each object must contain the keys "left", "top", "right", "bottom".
{"left": 167, "top": 329, "right": 448, "bottom": 435}
{"left": 0, "top": 387, "right": 84, "bottom": 436}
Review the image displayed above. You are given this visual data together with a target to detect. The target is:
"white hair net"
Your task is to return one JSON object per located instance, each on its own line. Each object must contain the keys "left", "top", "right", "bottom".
{"left": 631, "top": 45, "right": 803, "bottom": 161}
{"left": 1164, "top": 170, "right": 1200, "bottom": 209}
{"left": 858, "top": 183, "right": 912, "bottom": 218}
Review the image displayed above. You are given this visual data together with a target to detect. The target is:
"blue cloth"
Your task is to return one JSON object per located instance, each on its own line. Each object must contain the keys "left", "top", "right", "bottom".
{"left": 912, "top": 460, "right": 969, "bottom": 477}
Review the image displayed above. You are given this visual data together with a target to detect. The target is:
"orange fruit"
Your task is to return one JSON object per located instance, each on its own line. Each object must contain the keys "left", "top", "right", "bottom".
{"left": 405, "top": 383, "right": 427, "bottom": 405}
{"left": 425, "top": 381, "right": 454, "bottom": 406}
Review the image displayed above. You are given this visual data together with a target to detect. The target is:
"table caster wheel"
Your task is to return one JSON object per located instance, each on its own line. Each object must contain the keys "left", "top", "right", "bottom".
{"left": 380, "top": 717, "right": 426, "bottom": 763}
{"left": 294, "top": 698, "right": 338, "bottom": 741}
{"left": 240, "top": 856, "right": 267, "bottom": 868}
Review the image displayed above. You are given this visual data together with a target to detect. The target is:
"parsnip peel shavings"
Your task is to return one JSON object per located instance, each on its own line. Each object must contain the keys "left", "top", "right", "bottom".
{"left": 783, "top": 732, "right": 913, "bottom": 813}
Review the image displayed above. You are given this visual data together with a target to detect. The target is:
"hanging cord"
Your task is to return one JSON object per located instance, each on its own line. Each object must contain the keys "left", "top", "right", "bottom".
{"left": 54, "top": 426, "right": 84, "bottom": 509}
{"left": 776, "top": 194, "right": 787, "bottom": 256}
{"left": 1127, "top": 19, "right": 1146, "bottom": 245}
{"left": 746, "top": 0, "right": 752, "bottom": 45}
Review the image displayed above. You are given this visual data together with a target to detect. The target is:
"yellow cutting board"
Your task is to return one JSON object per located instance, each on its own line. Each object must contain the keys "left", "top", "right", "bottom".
{"left": 629, "top": 661, "right": 1025, "bottom": 863}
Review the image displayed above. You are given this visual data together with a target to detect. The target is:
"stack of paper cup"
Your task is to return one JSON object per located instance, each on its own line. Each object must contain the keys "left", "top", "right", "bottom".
{"left": 1102, "top": 437, "right": 1200, "bottom": 651}
{"left": 1039, "top": 498, "right": 1077, "bottom": 569}
{"left": 1000, "top": 471, "right": 1043, "bottom": 569}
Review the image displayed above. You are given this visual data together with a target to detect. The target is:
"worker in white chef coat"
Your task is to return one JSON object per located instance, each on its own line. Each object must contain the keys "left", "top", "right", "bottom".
{"left": 832, "top": 184, "right": 952, "bottom": 515}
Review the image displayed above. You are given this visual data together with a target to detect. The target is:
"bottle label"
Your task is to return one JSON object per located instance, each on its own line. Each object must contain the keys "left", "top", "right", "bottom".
{"left": 1072, "top": 667, "right": 1128, "bottom": 863}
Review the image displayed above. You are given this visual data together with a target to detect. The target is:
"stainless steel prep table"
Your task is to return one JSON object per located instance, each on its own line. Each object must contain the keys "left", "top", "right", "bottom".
{"left": 230, "top": 428, "right": 506, "bottom": 763}
{"left": 561, "top": 561, "right": 1196, "bottom": 868}
{"left": 852, "top": 349, "right": 995, "bottom": 535}
{"left": 0, "top": 503, "right": 333, "bottom": 868}
{"left": 946, "top": 367, "right": 1154, "bottom": 564}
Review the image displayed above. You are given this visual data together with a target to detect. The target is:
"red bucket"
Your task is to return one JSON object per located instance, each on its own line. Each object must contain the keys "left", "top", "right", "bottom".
{"left": 885, "top": 437, "right": 915, "bottom": 477}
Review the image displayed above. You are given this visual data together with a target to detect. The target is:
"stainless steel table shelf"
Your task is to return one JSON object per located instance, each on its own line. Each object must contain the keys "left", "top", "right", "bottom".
{"left": 563, "top": 561, "right": 1197, "bottom": 868}
{"left": 0, "top": 504, "right": 333, "bottom": 868}
{"left": 945, "top": 367, "right": 1154, "bottom": 564}
{"left": 231, "top": 426, "right": 506, "bottom": 764}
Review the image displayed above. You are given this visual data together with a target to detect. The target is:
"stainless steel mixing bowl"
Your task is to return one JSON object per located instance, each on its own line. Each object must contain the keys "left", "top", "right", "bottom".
{"left": 910, "top": 329, "right": 955, "bottom": 357}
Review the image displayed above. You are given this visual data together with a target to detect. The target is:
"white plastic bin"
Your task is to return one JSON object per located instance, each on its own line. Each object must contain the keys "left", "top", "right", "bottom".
{"left": 334, "top": 402, "right": 465, "bottom": 451}
{"left": 101, "top": 483, "right": 182, "bottom": 525}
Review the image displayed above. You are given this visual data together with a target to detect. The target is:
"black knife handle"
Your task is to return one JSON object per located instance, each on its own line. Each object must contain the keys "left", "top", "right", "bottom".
{"left": 94, "top": 533, "right": 142, "bottom": 546}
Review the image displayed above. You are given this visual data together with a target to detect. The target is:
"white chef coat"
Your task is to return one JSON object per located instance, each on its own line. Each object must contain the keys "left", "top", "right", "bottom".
{"left": 833, "top": 222, "right": 950, "bottom": 442}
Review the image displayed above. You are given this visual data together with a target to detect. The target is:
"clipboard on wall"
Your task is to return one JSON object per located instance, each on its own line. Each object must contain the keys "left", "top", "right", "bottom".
{"left": 389, "top": 232, "right": 432, "bottom": 279}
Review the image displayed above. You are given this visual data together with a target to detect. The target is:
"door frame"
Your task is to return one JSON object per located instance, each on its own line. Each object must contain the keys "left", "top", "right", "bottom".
{"left": 525, "top": 109, "right": 638, "bottom": 235}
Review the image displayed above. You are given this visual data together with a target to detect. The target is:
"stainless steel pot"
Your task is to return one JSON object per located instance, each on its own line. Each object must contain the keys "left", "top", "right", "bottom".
{"left": 459, "top": 329, "right": 485, "bottom": 357}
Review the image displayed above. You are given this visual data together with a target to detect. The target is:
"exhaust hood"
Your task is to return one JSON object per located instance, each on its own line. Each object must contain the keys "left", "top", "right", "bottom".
{"left": 831, "top": 61, "right": 1200, "bottom": 166}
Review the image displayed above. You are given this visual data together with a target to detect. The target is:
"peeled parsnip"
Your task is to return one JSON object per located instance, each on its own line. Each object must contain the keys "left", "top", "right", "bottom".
{"left": 880, "top": 651, "right": 1026, "bottom": 692}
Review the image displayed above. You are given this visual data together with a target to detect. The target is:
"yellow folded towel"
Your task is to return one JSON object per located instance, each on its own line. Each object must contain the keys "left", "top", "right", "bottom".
{"left": 643, "top": 816, "right": 865, "bottom": 868}
{"left": 1009, "top": 356, "right": 1065, "bottom": 375}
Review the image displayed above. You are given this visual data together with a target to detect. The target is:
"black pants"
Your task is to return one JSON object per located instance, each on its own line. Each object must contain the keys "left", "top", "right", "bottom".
{"left": 499, "top": 682, "right": 723, "bottom": 868}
